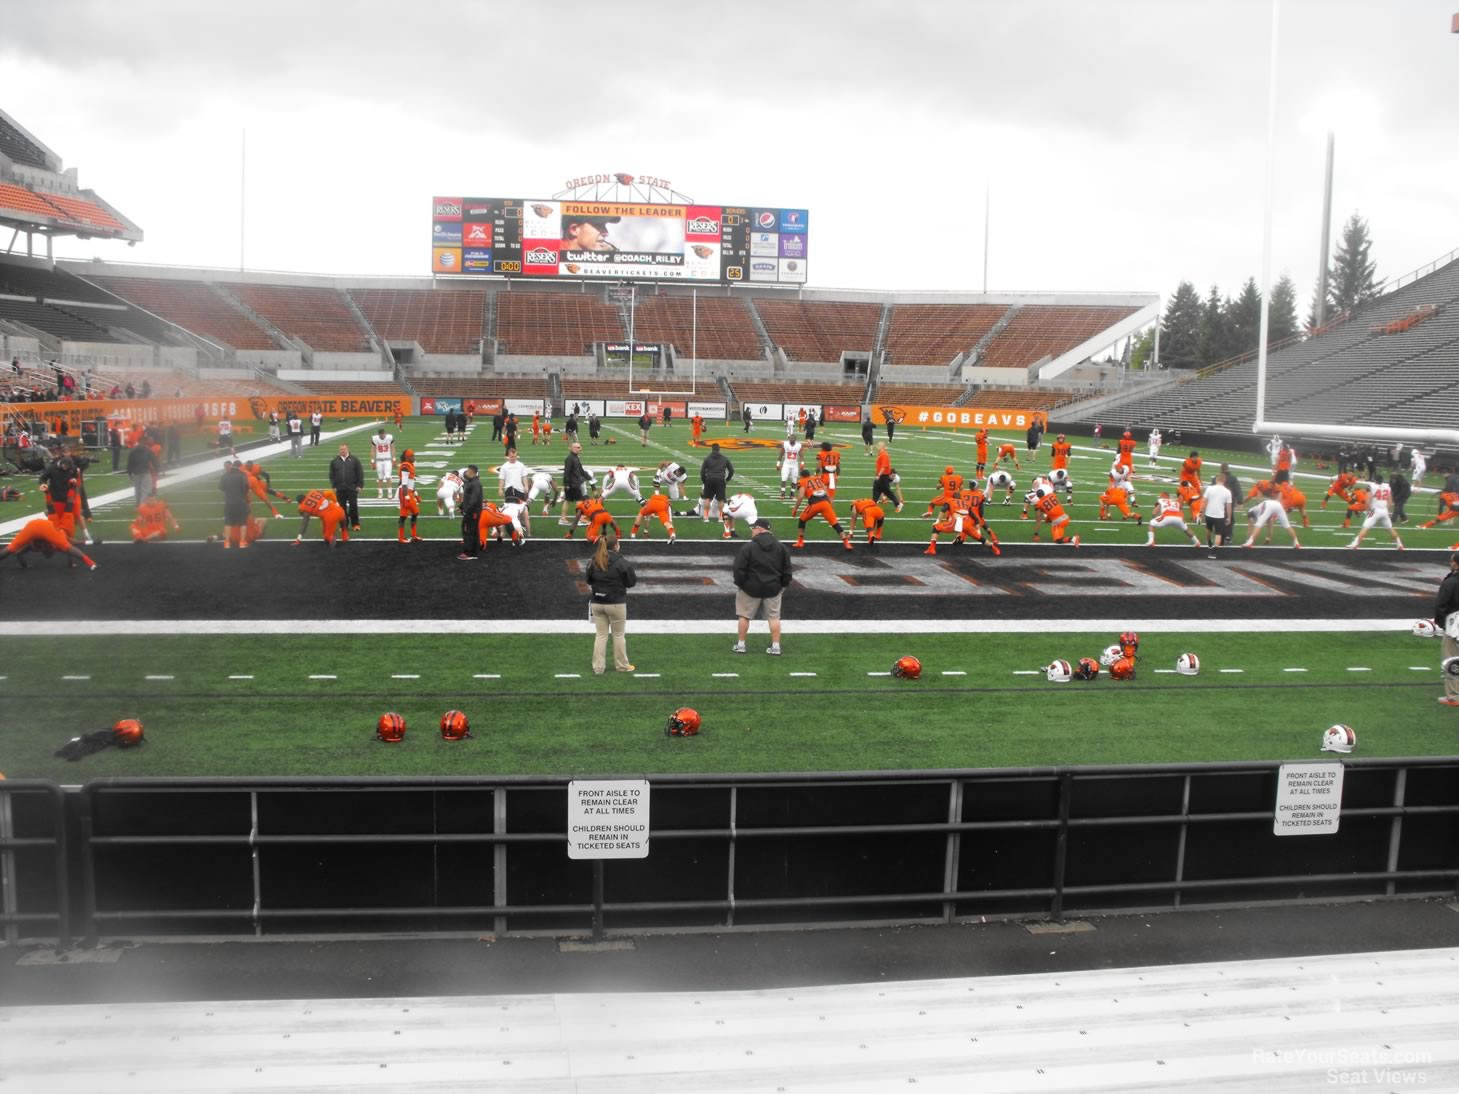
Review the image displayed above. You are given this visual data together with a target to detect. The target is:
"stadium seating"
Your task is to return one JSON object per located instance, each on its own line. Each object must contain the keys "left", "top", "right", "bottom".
{"left": 90, "top": 276, "right": 277, "bottom": 350}
{"left": 884, "top": 304, "right": 1008, "bottom": 366}
{"left": 629, "top": 295, "right": 764, "bottom": 360}
{"left": 0, "top": 115, "right": 48, "bottom": 169}
{"left": 412, "top": 377, "right": 549, "bottom": 399}
{"left": 557, "top": 377, "right": 714, "bottom": 396}
{"left": 963, "top": 388, "right": 1075, "bottom": 411}
{"left": 496, "top": 293, "right": 623, "bottom": 355}
{"left": 730, "top": 381, "right": 866, "bottom": 406}
{"left": 350, "top": 289, "right": 487, "bottom": 355}
{"left": 290, "top": 380, "right": 407, "bottom": 395}
{"left": 0, "top": 182, "right": 61, "bottom": 221}
{"left": 874, "top": 382, "right": 970, "bottom": 404}
{"left": 0, "top": 297, "right": 119, "bottom": 342}
{"left": 980, "top": 305, "right": 1140, "bottom": 368}
{"left": 94, "top": 371, "right": 295, "bottom": 398}
{"left": 753, "top": 299, "right": 881, "bottom": 362}
{"left": 39, "top": 193, "right": 125, "bottom": 232}
{"left": 226, "top": 284, "right": 372, "bottom": 352}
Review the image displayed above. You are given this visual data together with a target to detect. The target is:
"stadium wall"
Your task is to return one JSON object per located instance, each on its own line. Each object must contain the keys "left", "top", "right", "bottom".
{"left": 405, "top": 353, "right": 481, "bottom": 375}
{"left": 496, "top": 354, "right": 596, "bottom": 376}
{"left": 310, "top": 352, "right": 386, "bottom": 371}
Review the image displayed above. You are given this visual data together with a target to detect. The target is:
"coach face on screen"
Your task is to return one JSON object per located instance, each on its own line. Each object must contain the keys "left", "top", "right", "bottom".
{"left": 562, "top": 216, "right": 619, "bottom": 252}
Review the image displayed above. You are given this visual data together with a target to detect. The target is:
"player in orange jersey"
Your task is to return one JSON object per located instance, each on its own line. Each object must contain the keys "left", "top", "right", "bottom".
{"left": 815, "top": 442, "right": 842, "bottom": 499}
{"left": 925, "top": 485, "right": 1001, "bottom": 555}
{"left": 478, "top": 499, "right": 523, "bottom": 546}
{"left": 793, "top": 468, "right": 852, "bottom": 550}
{"left": 1179, "top": 451, "right": 1204, "bottom": 490}
{"left": 1050, "top": 434, "right": 1072, "bottom": 471}
{"left": 1342, "top": 486, "right": 1371, "bottom": 529}
{"left": 1033, "top": 490, "right": 1079, "bottom": 547}
{"left": 995, "top": 441, "right": 1021, "bottom": 471}
{"left": 130, "top": 496, "right": 180, "bottom": 542}
{"left": 241, "top": 461, "right": 285, "bottom": 518}
{"left": 975, "top": 428, "right": 989, "bottom": 475}
{"left": 565, "top": 497, "right": 619, "bottom": 543}
{"left": 1145, "top": 492, "right": 1202, "bottom": 547}
{"left": 1117, "top": 429, "right": 1137, "bottom": 470}
{"left": 924, "top": 466, "right": 964, "bottom": 517}
{"left": 293, "top": 488, "right": 350, "bottom": 545}
{"left": 631, "top": 488, "right": 677, "bottom": 542}
{"left": 1097, "top": 482, "right": 1141, "bottom": 522}
{"left": 397, "top": 450, "right": 423, "bottom": 543}
{"left": 531, "top": 411, "right": 542, "bottom": 445}
{"left": 541, "top": 417, "right": 553, "bottom": 445}
{"left": 1278, "top": 481, "right": 1310, "bottom": 528}
{"left": 690, "top": 413, "right": 704, "bottom": 447}
{"left": 849, "top": 498, "right": 887, "bottom": 546}
{"left": 1, "top": 516, "right": 96, "bottom": 570}
{"left": 1322, "top": 471, "right": 1358, "bottom": 510}
{"left": 1177, "top": 480, "right": 1204, "bottom": 521}
{"left": 393, "top": 407, "right": 404, "bottom": 430}
{"left": 1419, "top": 492, "right": 1459, "bottom": 529}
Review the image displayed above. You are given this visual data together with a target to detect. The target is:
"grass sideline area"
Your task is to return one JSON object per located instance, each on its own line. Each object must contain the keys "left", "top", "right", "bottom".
{"left": 47, "top": 416, "right": 1458, "bottom": 549}
{"left": 2, "top": 632, "right": 1454, "bottom": 781}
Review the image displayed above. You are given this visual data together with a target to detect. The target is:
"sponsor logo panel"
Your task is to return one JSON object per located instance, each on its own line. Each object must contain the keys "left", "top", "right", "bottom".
{"left": 687, "top": 401, "right": 727, "bottom": 418}
{"left": 683, "top": 239, "right": 720, "bottom": 280}
{"left": 433, "top": 197, "right": 462, "bottom": 221}
{"left": 462, "top": 221, "right": 493, "bottom": 247}
{"left": 750, "top": 231, "right": 779, "bottom": 257}
{"left": 749, "top": 258, "right": 779, "bottom": 282}
{"left": 522, "top": 239, "right": 561, "bottom": 276}
{"left": 683, "top": 205, "right": 723, "bottom": 241}
{"left": 778, "top": 257, "right": 807, "bottom": 283}
{"left": 462, "top": 248, "right": 493, "bottom": 273}
{"left": 780, "top": 208, "right": 808, "bottom": 233}
{"left": 778, "top": 233, "right": 806, "bottom": 259}
{"left": 432, "top": 221, "right": 462, "bottom": 245}
{"left": 522, "top": 200, "right": 560, "bottom": 239}
{"left": 753, "top": 210, "right": 778, "bottom": 230}
{"left": 869, "top": 405, "right": 1049, "bottom": 430}
{"left": 562, "top": 398, "right": 607, "bottom": 417}
{"left": 432, "top": 246, "right": 462, "bottom": 274}
{"left": 822, "top": 404, "right": 863, "bottom": 423}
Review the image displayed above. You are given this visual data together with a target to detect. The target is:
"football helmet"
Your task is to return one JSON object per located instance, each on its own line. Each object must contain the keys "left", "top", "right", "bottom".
{"left": 1073, "top": 658, "right": 1099, "bottom": 681}
{"left": 376, "top": 712, "right": 406, "bottom": 743}
{"left": 666, "top": 708, "right": 702, "bottom": 737}
{"left": 1049, "top": 468, "right": 1069, "bottom": 485}
{"left": 1443, "top": 657, "right": 1459, "bottom": 679}
{"left": 1175, "top": 652, "right": 1200, "bottom": 676}
{"left": 1098, "top": 644, "right": 1123, "bottom": 667}
{"left": 1119, "top": 631, "right": 1140, "bottom": 656}
{"left": 1109, "top": 657, "right": 1137, "bottom": 680}
{"left": 1412, "top": 619, "right": 1439, "bottom": 638}
{"left": 892, "top": 655, "right": 922, "bottom": 680}
{"left": 439, "top": 710, "right": 471, "bottom": 740}
{"left": 112, "top": 718, "right": 145, "bottom": 746}
{"left": 1046, "top": 659, "right": 1072, "bottom": 683}
{"left": 1321, "top": 724, "right": 1357, "bottom": 753}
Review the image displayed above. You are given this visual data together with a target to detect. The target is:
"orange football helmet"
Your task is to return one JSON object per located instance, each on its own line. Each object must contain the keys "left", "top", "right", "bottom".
{"left": 112, "top": 718, "right": 145, "bottom": 746}
{"left": 376, "top": 712, "right": 406, "bottom": 743}
{"left": 1119, "top": 630, "right": 1139, "bottom": 659}
{"left": 666, "top": 708, "right": 701, "bottom": 737}
{"left": 439, "top": 710, "right": 471, "bottom": 740}
{"left": 1110, "top": 657, "right": 1137, "bottom": 680}
{"left": 892, "top": 655, "right": 922, "bottom": 680}
{"left": 1073, "top": 658, "right": 1100, "bottom": 681}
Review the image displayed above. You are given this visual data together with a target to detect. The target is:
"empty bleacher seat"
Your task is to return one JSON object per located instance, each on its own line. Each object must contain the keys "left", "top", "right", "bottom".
{"left": 752, "top": 299, "right": 881, "bottom": 362}
{"left": 631, "top": 296, "right": 763, "bottom": 360}
{"left": 981, "top": 306, "right": 1140, "bottom": 369}
{"left": 90, "top": 277, "right": 277, "bottom": 350}
{"left": 884, "top": 304, "right": 1008, "bottom": 366}
{"left": 227, "top": 284, "right": 372, "bottom": 352}
{"left": 496, "top": 293, "right": 622, "bottom": 355}
{"left": 351, "top": 289, "right": 487, "bottom": 355}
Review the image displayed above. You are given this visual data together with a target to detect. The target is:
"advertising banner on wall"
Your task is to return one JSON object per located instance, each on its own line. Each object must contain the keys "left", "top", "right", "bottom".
{"left": 739, "top": 402, "right": 783, "bottom": 421}
{"left": 822, "top": 404, "right": 863, "bottom": 423}
{"left": 420, "top": 397, "right": 463, "bottom": 416}
{"left": 870, "top": 405, "right": 1049, "bottom": 431}
{"left": 687, "top": 401, "right": 727, "bottom": 419}
{"left": 505, "top": 398, "right": 549, "bottom": 415}
{"left": 13, "top": 393, "right": 414, "bottom": 436}
{"left": 562, "top": 398, "right": 607, "bottom": 418}
{"left": 780, "top": 403, "right": 822, "bottom": 422}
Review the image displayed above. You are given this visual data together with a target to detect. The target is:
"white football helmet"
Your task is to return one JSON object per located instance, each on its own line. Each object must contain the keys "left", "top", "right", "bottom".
{"left": 1321, "top": 724, "right": 1357, "bottom": 754}
{"left": 1412, "top": 619, "right": 1439, "bottom": 638}
{"left": 1046, "top": 659, "right": 1072, "bottom": 683}
{"left": 1443, "top": 656, "right": 1459, "bottom": 679}
{"left": 1049, "top": 468, "right": 1069, "bottom": 485}
{"left": 1175, "top": 652, "right": 1200, "bottom": 676}
{"left": 1098, "top": 644, "right": 1123, "bottom": 667}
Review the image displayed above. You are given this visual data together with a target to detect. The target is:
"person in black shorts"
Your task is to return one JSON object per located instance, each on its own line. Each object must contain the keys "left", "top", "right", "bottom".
{"left": 444, "top": 409, "right": 457, "bottom": 445}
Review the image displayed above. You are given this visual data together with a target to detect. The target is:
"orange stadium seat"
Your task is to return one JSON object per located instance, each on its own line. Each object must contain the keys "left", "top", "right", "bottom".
{"left": 980, "top": 306, "right": 1139, "bottom": 369}
{"left": 227, "top": 284, "right": 373, "bottom": 352}
{"left": 496, "top": 293, "right": 623, "bottom": 355}
{"left": 351, "top": 289, "right": 487, "bottom": 355}
{"left": 91, "top": 277, "right": 277, "bottom": 350}
{"left": 884, "top": 304, "right": 1008, "bottom": 366}
{"left": 0, "top": 182, "right": 64, "bottom": 221}
{"left": 631, "top": 295, "right": 764, "bottom": 360}
{"left": 752, "top": 299, "right": 881, "bottom": 362}
{"left": 412, "top": 377, "right": 550, "bottom": 400}
{"left": 38, "top": 193, "right": 125, "bottom": 232}
{"left": 731, "top": 381, "right": 865, "bottom": 406}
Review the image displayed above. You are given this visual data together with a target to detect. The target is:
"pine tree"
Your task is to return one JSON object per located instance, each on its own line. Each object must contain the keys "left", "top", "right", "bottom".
{"left": 1268, "top": 275, "right": 1299, "bottom": 344}
{"left": 1129, "top": 327, "right": 1155, "bottom": 370}
{"left": 1198, "top": 285, "right": 1234, "bottom": 367}
{"left": 1227, "top": 278, "right": 1263, "bottom": 356}
{"left": 1159, "top": 281, "right": 1202, "bottom": 369}
{"left": 1327, "top": 212, "right": 1378, "bottom": 316}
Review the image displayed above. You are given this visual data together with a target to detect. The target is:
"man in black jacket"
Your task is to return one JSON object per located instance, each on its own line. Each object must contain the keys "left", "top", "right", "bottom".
{"left": 1220, "top": 464, "right": 1242, "bottom": 546}
{"left": 560, "top": 442, "right": 594, "bottom": 524}
{"left": 732, "top": 518, "right": 792, "bottom": 655}
{"left": 1434, "top": 552, "right": 1459, "bottom": 706}
{"left": 697, "top": 443, "right": 734, "bottom": 520}
{"left": 491, "top": 410, "right": 504, "bottom": 442}
{"left": 109, "top": 426, "right": 122, "bottom": 472}
{"left": 220, "top": 460, "right": 251, "bottom": 548}
{"left": 1390, "top": 470, "right": 1412, "bottom": 524}
{"left": 329, "top": 444, "right": 364, "bottom": 530}
{"left": 458, "top": 465, "right": 484, "bottom": 560}
{"left": 126, "top": 440, "right": 158, "bottom": 505}
{"left": 861, "top": 415, "right": 875, "bottom": 455}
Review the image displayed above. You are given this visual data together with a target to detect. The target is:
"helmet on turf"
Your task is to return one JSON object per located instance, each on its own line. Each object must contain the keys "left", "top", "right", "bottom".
{"left": 1321, "top": 724, "right": 1357, "bottom": 753}
{"left": 1045, "top": 659, "right": 1072, "bottom": 683}
{"left": 665, "top": 708, "right": 701, "bottom": 737}
{"left": 1119, "top": 631, "right": 1140, "bottom": 656}
{"left": 376, "top": 712, "right": 406, "bottom": 743}
{"left": 1109, "top": 657, "right": 1137, "bottom": 680}
{"left": 892, "top": 655, "right": 922, "bottom": 680}
{"left": 1443, "top": 657, "right": 1459, "bottom": 679}
{"left": 112, "top": 718, "right": 145, "bottom": 746}
{"left": 1099, "top": 644, "right": 1123, "bottom": 667}
{"left": 1175, "top": 652, "right": 1200, "bottom": 676}
{"left": 1073, "top": 658, "right": 1099, "bottom": 681}
{"left": 1412, "top": 619, "right": 1439, "bottom": 638}
{"left": 439, "top": 710, "right": 471, "bottom": 740}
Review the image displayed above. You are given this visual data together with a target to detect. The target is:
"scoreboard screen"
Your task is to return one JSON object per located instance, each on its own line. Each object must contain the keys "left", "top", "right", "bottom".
{"left": 431, "top": 198, "right": 808, "bottom": 285}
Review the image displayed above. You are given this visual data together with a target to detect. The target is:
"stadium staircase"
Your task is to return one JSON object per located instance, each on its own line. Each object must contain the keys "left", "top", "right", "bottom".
{"left": 211, "top": 285, "right": 302, "bottom": 360}
{"left": 745, "top": 298, "right": 776, "bottom": 360}
{"left": 339, "top": 288, "right": 392, "bottom": 370}
{"left": 548, "top": 371, "right": 563, "bottom": 410}
{"left": 483, "top": 290, "right": 498, "bottom": 366}
{"left": 964, "top": 304, "right": 1020, "bottom": 369}
{"left": 872, "top": 304, "right": 892, "bottom": 360}
{"left": 718, "top": 374, "right": 737, "bottom": 412}
{"left": 863, "top": 349, "right": 882, "bottom": 403}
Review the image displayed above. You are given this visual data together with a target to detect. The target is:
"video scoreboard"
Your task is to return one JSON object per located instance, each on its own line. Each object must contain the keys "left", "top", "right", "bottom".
{"left": 431, "top": 197, "right": 808, "bottom": 285}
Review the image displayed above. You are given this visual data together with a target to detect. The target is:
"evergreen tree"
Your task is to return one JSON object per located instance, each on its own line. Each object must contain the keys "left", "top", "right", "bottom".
{"left": 1227, "top": 278, "right": 1263, "bottom": 356}
{"left": 1198, "top": 285, "right": 1234, "bottom": 367}
{"left": 1159, "top": 281, "right": 1202, "bottom": 370}
{"left": 1268, "top": 275, "right": 1299, "bottom": 344}
{"left": 1305, "top": 283, "right": 1324, "bottom": 333}
{"left": 1129, "top": 327, "right": 1155, "bottom": 371}
{"left": 1327, "top": 212, "right": 1378, "bottom": 316}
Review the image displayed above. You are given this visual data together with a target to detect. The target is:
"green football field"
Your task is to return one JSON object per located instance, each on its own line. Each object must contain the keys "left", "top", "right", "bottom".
{"left": 3, "top": 632, "right": 1455, "bottom": 781}
{"left": 58, "top": 415, "right": 1458, "bottom": 549}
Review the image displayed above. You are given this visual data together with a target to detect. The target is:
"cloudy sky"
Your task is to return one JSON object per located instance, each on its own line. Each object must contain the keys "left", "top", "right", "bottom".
{"left": 4, "top": 0, "right": 1457, "bottom": 307}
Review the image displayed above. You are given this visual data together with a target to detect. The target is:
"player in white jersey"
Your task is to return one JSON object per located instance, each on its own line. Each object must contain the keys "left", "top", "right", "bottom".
{"left": 785, "top": 415, "right": 797, "bottom": 439}
{"left": 1147, "top": 428, "right": 1162, "bottom": 466}
{"left": 778, "top": 437, "right": 804, "bottom": 498}
{"left": 1145, "top": 492, "right": 1201, "bottom": 547}
{"left": 1020, "top": 475, "right": 1052, "bottom": 519}
{"left": 496, "top": 499, "right": 529, "bottom": 543}
{"left": 1108, "top": 460, "right": 1131, "bottom": 488}
{"left": 1348, "top": 476, "right": 1404, "bottom": 550}
{"left": 526, "top": 470, "right": 559, "bottom": 513}
{"left": 722, "top": 492, "right": 759, "bottom": 539}
{"left": 1410, "top": 448, "right": 1427, "bottom": 487}
{"left": 986, "top": 468, "right": 1016, "bottom": 505}
{"left": 601, "top": 465, "right": 643, "bottom": 504}
{"left": 436, "top": 469, "right": 464, "bottom": 516}
{"left": 1242, "top": 488, "right": 1301, "bottom": 548}
{"left": 497, "top": 449, "right": 530, "bottom": 502}
{"left": 1048, "top": 466, "right": 1074, "bottom": 501}
{"left": 653, "top": 461, "right": 689, "bottom": 501}
{"left": 371, "top": 428, "right": 395, "bottom": 498}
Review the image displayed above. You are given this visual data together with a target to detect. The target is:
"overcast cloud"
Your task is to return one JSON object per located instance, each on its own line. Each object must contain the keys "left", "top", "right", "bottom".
{"left": 4, "top": 0, "right": 1457, "bottom": 308}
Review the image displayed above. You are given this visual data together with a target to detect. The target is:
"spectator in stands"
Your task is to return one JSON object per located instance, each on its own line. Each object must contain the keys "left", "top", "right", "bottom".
{"left": 9, "top": 356, "right": 18, "bottom": 375}
{"left": 861, "top": 414, "right": 875, "bottom": 455}
{"left": 588, "top": 412, "right": 602, "bottom": 445}
{"left": 165, "top": 424, "right": 182, "bottom": 468}
{"left": 109, "top": 425, "right": 122, "bottom": 472}
{"left": 491, "top": 409, "right": 504, "bottom": 443}
{"left": 125, "top": 382, "right": 136, "bottom": 400}
{"left": 638, "top": 410, "right": 653, "bottom": 446}
{"left": 329, "top": 444, "right": 364, "bottom": 530}
{"left": 586, "top": 531, "right": 637, "bottom": 674}
{"left": 140, "top": 380, "right": 151, "bottom": 399}
{"left": 109, "top": 385, "right": 121, "bottom": 399}
{"left": 310, "top": 409, "right": 323, "bottom": 446}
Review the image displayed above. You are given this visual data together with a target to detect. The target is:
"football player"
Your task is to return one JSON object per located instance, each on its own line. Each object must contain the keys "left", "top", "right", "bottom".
{"left": 1116, "top": 429, "right": 1137, "bottom": 471}
{"left": 293, "top": 489, "right": 349, "bottom": 546}
{"left": 1147, "top": 427, "right": 1162, "bottom": 466}
{"left": 130, "top": 495, "right": 180, "bottom": 542}
{"left": 370, "top": 426, "right": 395, "bottom": 499}
{"left": 242, "top": 461, "right": 287, "bottom": 517}
{"left": 1048, "top": 466, "right": 1074, "bottom": 503}
{"left": 815, "top": 442, "right": 842, "bottom": 499}
{"left": 564, "top": 496, "right": 619, "bottom": 543}
{"left": 974, "top": 428, "right": 990, "bottom": 475}
{"left": 1419, "top": 488, "right": 1459, "bottom": 529}
{"left": 792, "top": 467, "right": 852, "bottom": 550}
{"left": 1050, "top": 433, "right": 1073, "bottom": 474}
{"left": 1278, "top": 480, "right": 1310, "bottom": 529}
{"left": 924, "top": 466, "right": 964, "bottom": 517}
{"left": 1021, "top": 476, "right": 1052, "bottom": 521}
{"left": 1098, "top": 481, "right": 1141, "bottom": 523}
{"left": 1179, "top": 451, "right": 1204, "bottom": 490}
{"left": 654, "top": 461, "right": 689, "bottom": 501}
{"left": 1145, "top": 492, "right": 1202, "bottom": 547}
{"left": 995, "top": 441, "right": 1021, "bottom": 471}
{"left": 601, "top": 465, "right": 644, "bottom": 505}
{"left": 722, "top": 492, "right": 759, "bottom": 539}
{"left": 2, "top": 516, "right": 96, "bottom": 570}
{"left": 850, "top": 497, "right": 887, "bottom": 546}
{"left": 1321, "top": 470, "right": 1358, "bottom": 510}
{"left": 1347, "top": 475, "right": 1403, "bottom": 550}
{"left": 777, "top": 435, "right": 803, "bottom": 499}
{"left": 479, "top": 499, "right": 523, "bottom": 546}
{"left": 631, "top": 487, "right": 677, "bottom": 542}
{"left": 1032, "top": 488, "right": 1079, "bottom": 547}
{"left": 925, "top": 483, "right": 1000, "bottom": 556}
{"left": 397, "top": 450, "right": 423, "bottom": 543}
{"left": 1177, "top": 479, "right": 1204, "bottom": 522}
{"left": 437, "top": 468, "right": 464, "bottom": 517}
{"left": 986, "top": 468, "right": 1016, "bottom": 505}
{"left": 1342, "top": 485, "right": 1371, "bottom": 530}
{"left": 525, "top": 469, "right": 559, "bottom": 515}
{"left": 1107, "top": 459, "right": 1132, "bottom": 491}
{"left": 1242, "top": 483, "right": 1301, "bottom": 548}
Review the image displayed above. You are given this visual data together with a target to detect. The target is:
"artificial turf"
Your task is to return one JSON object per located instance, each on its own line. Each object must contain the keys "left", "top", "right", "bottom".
{"left": 2, "top": 632, "right": 1454, "bottom": 781}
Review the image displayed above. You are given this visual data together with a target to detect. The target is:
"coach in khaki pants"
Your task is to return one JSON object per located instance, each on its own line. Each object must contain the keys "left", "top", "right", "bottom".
{"left": 587, "top": 531, "right": 636, "bottom": 674}
{"left": 1434, "top": 552, "right": 1459, "bottom": 706}
{"left": 732, "top": 518, "right": 792, "bottom": 656}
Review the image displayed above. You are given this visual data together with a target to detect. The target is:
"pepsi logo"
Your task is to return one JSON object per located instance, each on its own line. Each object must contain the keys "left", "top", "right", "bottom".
{"left": 756, "top": 212, "right": 776, "bottom": 228}
{"left": 434, "top": 200, "right": 462, "bottom": 217}
{"left": 525, "top": 248, "right": 556, "bottom": 264}
{"left": 686, "top": 217, "right": 719, "bottom": 234}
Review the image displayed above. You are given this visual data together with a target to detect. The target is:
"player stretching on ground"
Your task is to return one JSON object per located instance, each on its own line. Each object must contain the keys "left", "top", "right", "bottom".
{"left": 722, "top": 492, "right": 758, "bottom": 539}
{"left": 850, "top": 498, "right": 887, "bottom": 547}
{"left": 1419, "top": 489, "right": 1459, "bottom": 529}
{"left": 370, "top": 427, "right": 395, "bottom": 499}
{"left": 293, "top": 489, "right": 349, "bottom": 546}
{"left": 631, "top": 487, "right": 677, "bottom": 543}
{"left": 565, "top": 497, "right": 619, "bottom": 542}
{"left": 601, "top": 465, "right": 644, "bottom": 505}
{"left": 1098, "top": 480, "right": 1141, "bottom": 522}
{"left": 995, "top": 441, "right": 1021, "bottom": 472}
{"left": 986, "top": 468, "right": 1016, "bottom": 506}
{"left": 792, "top": 467, "right": 852, "bottom": 550}
{"left": 437, "top": 469, "right": 464, "bottom": 517}
{"left": 479, "top": 499, "right": 523, "bottom": 546}
{"left": 131, "top": 496, "right": 181, "bottom": 542}
{"left": 1242, "top": 484, "right": 1301, "bottom": 548}
{"left": 925, "top": 484, "right": 1000, "bottom": 556}
{"left": 1031, "top": 486, "right": 1080, "bottom": 547}
{"left": 1, "top": 516, "right": 96, "bottom": 570}
{"left": 1145, "top": 492, "right": 1202, "bottom": 547}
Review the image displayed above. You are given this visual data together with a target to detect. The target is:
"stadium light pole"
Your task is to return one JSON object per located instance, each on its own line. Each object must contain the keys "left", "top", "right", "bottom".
{"left": 1252, "top": 0, "right": 1459, "bottom": 448}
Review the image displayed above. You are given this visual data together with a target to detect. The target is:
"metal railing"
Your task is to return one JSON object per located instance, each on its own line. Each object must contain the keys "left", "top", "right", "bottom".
{"left": 0, "top": 781, "right": 71, "bottom": 948}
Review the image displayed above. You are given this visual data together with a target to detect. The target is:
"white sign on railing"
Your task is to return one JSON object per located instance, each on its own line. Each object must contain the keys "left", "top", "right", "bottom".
{"left": 567, "top": 779, "right": 650, "bottom": 859}
{"left": 1273, "top": 762, "right": 1344, "bottom": 836}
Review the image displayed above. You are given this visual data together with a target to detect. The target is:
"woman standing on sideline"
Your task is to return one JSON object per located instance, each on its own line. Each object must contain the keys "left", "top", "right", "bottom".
{"left": 587, "top": 531, "right": 637, "bottom": 674}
